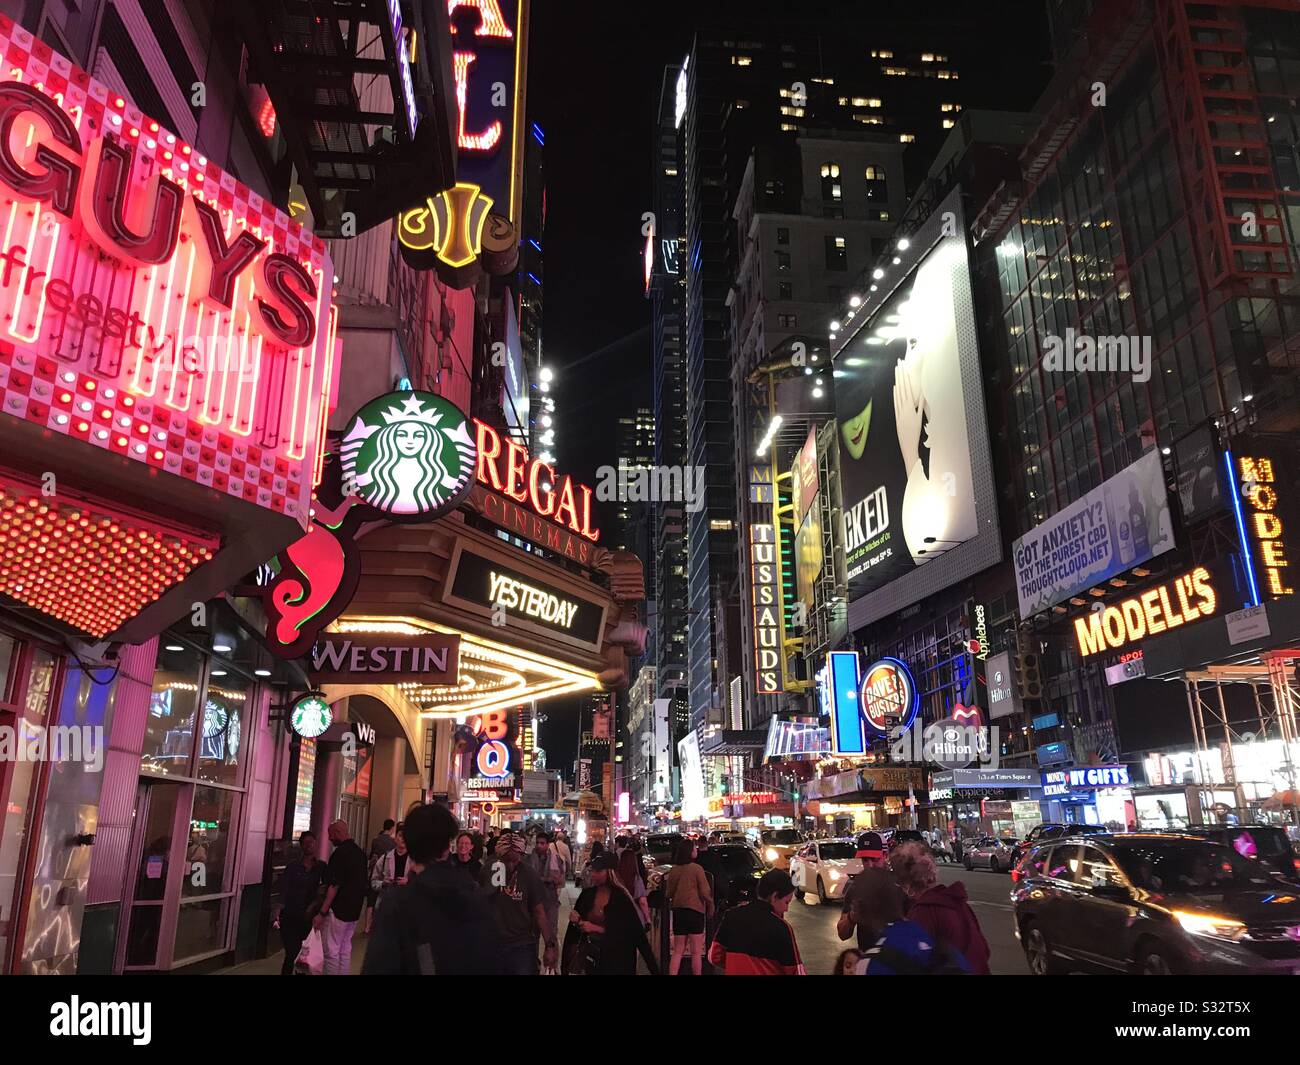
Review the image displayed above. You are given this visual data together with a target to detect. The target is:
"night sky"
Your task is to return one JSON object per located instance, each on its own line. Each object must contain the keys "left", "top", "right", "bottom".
{"left": 526, "top": 0, "right": 1053, "bottom": 777}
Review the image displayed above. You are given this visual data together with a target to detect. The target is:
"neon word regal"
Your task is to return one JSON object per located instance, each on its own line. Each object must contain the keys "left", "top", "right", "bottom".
{"left": 0, "top": 17, "right": 339, "bottom": 524}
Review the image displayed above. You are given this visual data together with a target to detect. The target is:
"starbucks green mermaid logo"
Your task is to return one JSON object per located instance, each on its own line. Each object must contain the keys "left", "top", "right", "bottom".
{"left": 339, "top": 390, "right": 476, "bottom": 518}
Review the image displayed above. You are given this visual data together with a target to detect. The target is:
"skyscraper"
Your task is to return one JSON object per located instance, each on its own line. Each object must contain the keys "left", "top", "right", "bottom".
{"left": 677, "top": 21, "right": 977, "bottom": 742}
{"left": 650, "top": 62, "right": 690, "bottom": 751}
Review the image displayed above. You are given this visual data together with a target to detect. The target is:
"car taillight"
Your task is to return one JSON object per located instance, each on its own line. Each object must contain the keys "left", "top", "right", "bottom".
{"left": 1292, "top": 858, "right": 1300, "bottom": 874}
{"left": 1010, "top": 868, "right": 1021, "bottom": 884}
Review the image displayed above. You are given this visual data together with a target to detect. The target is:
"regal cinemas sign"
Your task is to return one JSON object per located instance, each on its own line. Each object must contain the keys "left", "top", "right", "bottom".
{"left": 470, "top": 419, "right": 600, "bottom": 565}
{"left": 0, "top": 17, "right": 338, "bottom": 521}
{"left": 1074, "top": 566, "right": 1220, "bottom": 657}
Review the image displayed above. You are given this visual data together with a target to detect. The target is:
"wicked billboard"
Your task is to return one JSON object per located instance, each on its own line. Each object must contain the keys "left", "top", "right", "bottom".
{"left": 831, "top": 193, "right": 999, "bottom": 624}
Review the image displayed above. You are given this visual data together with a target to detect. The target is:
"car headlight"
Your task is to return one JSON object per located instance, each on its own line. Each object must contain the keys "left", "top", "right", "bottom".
{"left": 765, "top": 848, "right": 779, "bottom": 862}
{"left": 829, "top": 869, "right": 840, "bottom": 881}
{"left": 1173, "top": 910, "right": 1247, "bottom": 941}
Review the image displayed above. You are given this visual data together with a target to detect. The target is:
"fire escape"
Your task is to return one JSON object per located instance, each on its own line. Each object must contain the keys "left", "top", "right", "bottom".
{"left": 1155, "top": 0, "right": 1294, "bottom": 288}
{"left": 235, "top": 0, "right": 457, "bottom": 237}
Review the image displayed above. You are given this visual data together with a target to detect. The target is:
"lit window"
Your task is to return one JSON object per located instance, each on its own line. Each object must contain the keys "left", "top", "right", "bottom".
{"left": 780, "top": 123, "right": 797, "bottom": 131}
{"left": 942, "top": 119, "right": 955, "bottom": 129}
{"left": 922, "top": 53, "right": 935, "bottom": 62}
{"left": 865, "top": 166, "right": 883, "bottom": 180}
{"left": 710, "top": 519, "right": 733, "bottom": 531}
{"left": 899, "top": 133, "right": 915, "bottom": 143}
{"left": 734, "top": 55, "right": 752, "bottom": 66}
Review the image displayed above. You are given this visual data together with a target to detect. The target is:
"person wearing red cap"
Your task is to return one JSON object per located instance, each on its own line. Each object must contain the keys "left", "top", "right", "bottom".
{"left": 838, "top": 831, "right": 904, "bottom": 952}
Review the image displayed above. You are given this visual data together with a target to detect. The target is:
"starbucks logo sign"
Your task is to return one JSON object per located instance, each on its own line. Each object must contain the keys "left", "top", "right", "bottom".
{"left": 339, "top": 390, "right": 476, "bottom": 519}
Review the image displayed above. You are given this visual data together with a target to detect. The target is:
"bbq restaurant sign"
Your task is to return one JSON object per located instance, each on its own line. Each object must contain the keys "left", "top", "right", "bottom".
{"left": 310, "top": 632, "right": 460, "bottom": 684}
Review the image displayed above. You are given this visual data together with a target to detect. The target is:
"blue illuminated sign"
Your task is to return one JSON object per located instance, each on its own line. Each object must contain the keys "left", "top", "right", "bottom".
{"left": 828, "top": 651, "right": 865, "bottom": 755}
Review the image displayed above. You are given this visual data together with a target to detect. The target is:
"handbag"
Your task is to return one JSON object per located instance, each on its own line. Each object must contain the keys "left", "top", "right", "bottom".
{"left": 571, "top": 931, "right": 605, "bottom": 975}
{"left": 295, "top": 929, "right": 324, "bottom": 975}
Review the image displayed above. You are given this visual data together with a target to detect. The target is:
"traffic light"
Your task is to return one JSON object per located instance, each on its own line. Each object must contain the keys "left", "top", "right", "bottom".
{"left": 720, "top": 774, "right": 730, "bottom": 796}
{"left": 1013, "top": 630, "right": 1043, "bottom": 701}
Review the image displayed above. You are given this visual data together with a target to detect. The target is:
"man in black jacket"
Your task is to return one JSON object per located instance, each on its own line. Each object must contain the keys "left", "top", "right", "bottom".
{"left": 362, "top": 804, "right": 505, "bottom": 975}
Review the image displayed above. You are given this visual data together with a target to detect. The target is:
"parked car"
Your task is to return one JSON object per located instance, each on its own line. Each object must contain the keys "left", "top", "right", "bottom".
{"left": 1010, "top": 822, "right": 1108, "bottom": 869}
{"left": 707, "top": 830, "right": 751, "bottom": 848}
{"left": 789, "top": 839, "right": 863, "bottom": 904}
{"left": 1012, "top": 833, "right": 1300, "bottom": 974}
{"left": 1158, "top": 824, "right": 1300, "bottom": 884}
{"left": 963, "top": 835, "right": 1019, "bottom": 872}
{"left": 758, "top": 828, "right": 804, "bottom": 870}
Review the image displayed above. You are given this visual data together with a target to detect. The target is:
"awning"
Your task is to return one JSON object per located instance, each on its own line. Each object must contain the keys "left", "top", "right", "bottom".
{"left": 699, "top": 729, "right": 768, "bottom": 757}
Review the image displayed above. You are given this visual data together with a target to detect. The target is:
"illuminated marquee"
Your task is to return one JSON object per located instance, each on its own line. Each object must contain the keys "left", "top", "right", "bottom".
{"left": 489, "top": 570, "right": 578, "bottom": 628}
{"left": 751, "top": 523, "right": 783, "bottom": 694}
{"left": 474, "top": 418, "right": 598, "bottom": 541}
{"left": 448, "top": 0, "right": 526, "bottom": 221}
{"left": 0, "top": 19, "right": 338, "bottom": 524}
{"left": 397, "top": 0, "right": 525, "bottom": 283}
{"left": 1239, "top": 453, "right": 1292, "bottom": 599}
{"left": 1073, "top": 567, "right": 1219, "bottom": 657}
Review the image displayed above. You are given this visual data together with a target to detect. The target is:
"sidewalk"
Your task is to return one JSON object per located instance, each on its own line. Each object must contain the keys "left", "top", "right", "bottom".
{"left": 218, "top": 882, "right": 581, "bottom": 975}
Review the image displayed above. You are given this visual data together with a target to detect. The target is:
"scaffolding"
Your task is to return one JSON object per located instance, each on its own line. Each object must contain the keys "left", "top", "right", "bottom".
{"left": 1184, "top": 650, "right": 1300, "bottom": 823}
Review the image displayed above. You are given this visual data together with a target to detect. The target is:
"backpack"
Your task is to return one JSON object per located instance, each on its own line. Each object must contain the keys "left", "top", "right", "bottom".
{"left": 868, "top": 938, "right": 970, "bottom": 975}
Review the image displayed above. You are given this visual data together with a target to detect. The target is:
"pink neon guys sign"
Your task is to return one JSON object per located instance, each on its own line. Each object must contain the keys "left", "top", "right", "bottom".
{"left": 0, "top": 15, "right": 339, "bottom": 524}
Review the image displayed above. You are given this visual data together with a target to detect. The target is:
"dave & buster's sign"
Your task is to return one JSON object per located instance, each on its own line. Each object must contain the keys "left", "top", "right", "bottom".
{"left": 0, "top": 17, "right": 338, "bottom": 523}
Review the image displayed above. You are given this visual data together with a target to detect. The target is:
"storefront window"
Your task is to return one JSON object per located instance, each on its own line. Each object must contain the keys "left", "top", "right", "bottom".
{"left": 183, "top": 786, "right": 237, "bottom": 898}
{"left": 143, "top": 644, "right": 204, "bottom": 776}
{"left": 197, "top": 671, "right": 249, "bottom": 786}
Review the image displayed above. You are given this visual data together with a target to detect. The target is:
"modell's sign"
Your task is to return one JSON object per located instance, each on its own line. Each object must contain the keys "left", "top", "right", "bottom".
{"left": 310, "top": 632, "right": 460, "bottom": 684}
{"left": 0, "top": 17, "right": 338, "bottom": 523}
{"left": 1073, "top": 566, "right": 1220, "bottom": 657}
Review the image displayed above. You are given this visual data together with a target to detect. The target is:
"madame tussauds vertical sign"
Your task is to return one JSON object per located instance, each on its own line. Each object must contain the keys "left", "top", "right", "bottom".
{"left": 0, "top": 16, "right": 339, "bottom": 523}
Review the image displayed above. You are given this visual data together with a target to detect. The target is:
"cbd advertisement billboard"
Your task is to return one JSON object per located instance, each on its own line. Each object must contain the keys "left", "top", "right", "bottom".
{"left": 1011, "top": 449, "right": 1176, "bottom": 618}
{"left": 832, "top": 191, "right": 1000, "bottom": 627}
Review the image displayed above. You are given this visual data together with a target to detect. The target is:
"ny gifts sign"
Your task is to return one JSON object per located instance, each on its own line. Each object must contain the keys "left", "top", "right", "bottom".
{"left": 0, "top": 16, "right": 339, "bottom": 523}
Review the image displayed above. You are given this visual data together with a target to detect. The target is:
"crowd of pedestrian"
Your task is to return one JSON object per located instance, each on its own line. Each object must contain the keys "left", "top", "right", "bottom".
{"left": 272, "top": 815, "right": 990, "bottom": 976}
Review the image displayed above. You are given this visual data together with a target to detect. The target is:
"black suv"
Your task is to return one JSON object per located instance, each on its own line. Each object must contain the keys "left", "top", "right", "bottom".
{"left": 1010, "top": 822, "right": 1108, "bottom": 869}
{"left": 1158, "top": 824, "right": 1300, "bottom": 884}
{"left": 1012, "top": 833, "right": 1300, "bottom": 974}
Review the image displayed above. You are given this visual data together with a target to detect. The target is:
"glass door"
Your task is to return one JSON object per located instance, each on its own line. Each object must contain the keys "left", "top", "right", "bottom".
{"left": 0, "top": 642, "right": 59, "bottom": 972}
{"left": 121, "top": 779, "right": 184, "bottom": 969}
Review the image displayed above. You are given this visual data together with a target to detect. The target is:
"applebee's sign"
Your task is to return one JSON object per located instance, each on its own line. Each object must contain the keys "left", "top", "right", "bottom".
{"left": 0, "top": 16, "right": 338, "bottom": 522}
